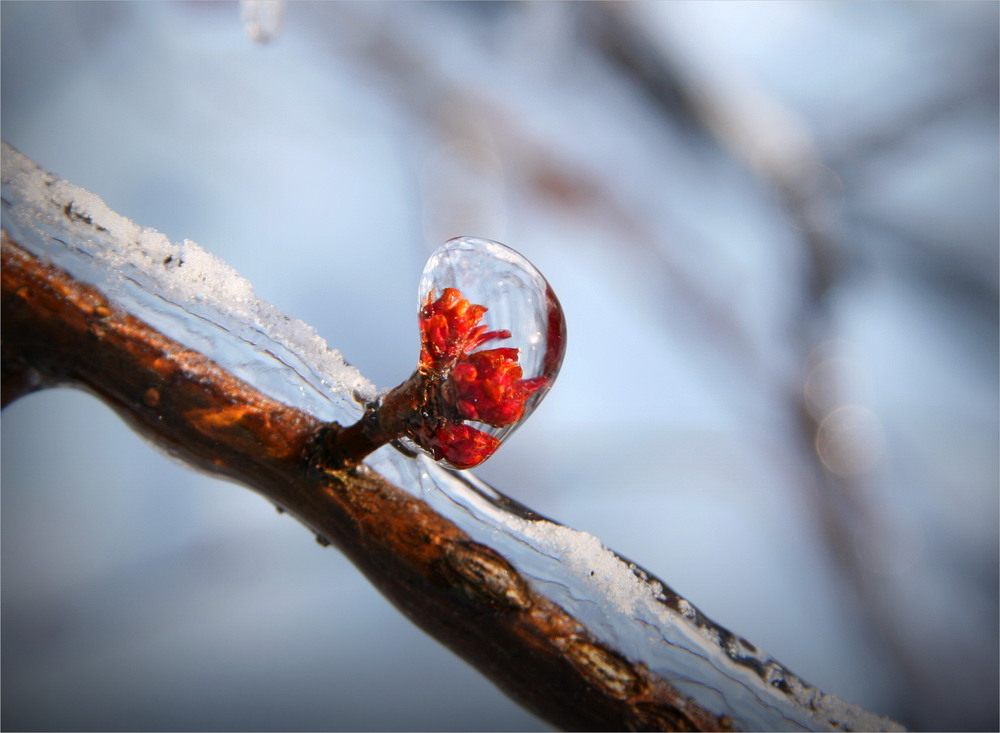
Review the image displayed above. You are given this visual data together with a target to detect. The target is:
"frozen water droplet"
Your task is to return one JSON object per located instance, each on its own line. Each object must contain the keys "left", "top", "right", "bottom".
{"left": 411, "top": 236, "right": 566, "bottom": 469}
{"left": 241, "top": 0, "right": 285, "bottom": 43}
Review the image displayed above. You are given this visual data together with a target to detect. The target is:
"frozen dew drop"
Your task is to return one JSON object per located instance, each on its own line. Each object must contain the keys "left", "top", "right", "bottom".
{"left": 412, "top": 236, "right": 566, "bottom": 469}
{"left": 241, "top": 0, "right": 285, "bottom": 43}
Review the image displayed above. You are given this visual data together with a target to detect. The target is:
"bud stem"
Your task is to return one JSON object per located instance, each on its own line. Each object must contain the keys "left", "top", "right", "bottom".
{"left": 314, "top": 371, "right": 425, "bottom": 469}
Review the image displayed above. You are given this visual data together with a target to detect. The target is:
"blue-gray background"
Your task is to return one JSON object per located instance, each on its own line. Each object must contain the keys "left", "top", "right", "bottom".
{"left": 2, "top": 2, "right": 997, "bottom": 730}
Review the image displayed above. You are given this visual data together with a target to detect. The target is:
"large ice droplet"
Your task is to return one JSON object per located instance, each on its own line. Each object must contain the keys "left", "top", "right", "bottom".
{"left": 413, "top": 236, "right": 566, "bottom": 469}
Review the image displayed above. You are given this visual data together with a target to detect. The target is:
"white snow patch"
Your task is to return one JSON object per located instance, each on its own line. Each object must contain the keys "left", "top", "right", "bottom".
{"left": 504, "top": 516, "right": 654, "bottom": 617}
{"left": 1, "top": 141, "right": 376, "bottom": 406}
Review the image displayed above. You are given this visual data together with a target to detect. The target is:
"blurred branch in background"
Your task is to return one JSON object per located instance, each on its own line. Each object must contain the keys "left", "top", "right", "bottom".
{"left": 587, "top": 2, "right": 940, "bottom": 715}
{"left": 2, "top": 2, "right": 996, "bottom": 731}
{"left": 591, "top": 9, "right": 998, "bottom": 731}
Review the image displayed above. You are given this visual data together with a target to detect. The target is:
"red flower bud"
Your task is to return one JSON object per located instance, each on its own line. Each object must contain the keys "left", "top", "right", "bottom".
{"left": 419, "top": 287, "right": 509, "bottom": 373}
{"left": 413, "top": 288, "right": 548, "bottom": 467}
{"left": 448, "top": 348, "right": 547, "bottom": 427}
{"left": 322, "top": 238, "right": 564, "bottom": 472}
{"left": 428, "top": 423, "right": 501, "bottom": 469}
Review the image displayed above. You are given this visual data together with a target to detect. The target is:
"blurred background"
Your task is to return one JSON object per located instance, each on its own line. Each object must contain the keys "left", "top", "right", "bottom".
{"left": 2, "top": 2, "right": 997, "bottom": 730}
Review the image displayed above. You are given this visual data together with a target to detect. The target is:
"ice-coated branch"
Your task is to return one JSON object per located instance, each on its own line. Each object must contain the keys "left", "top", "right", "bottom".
{"left": 1, "top": 142, "right": 902, "bottom": 732}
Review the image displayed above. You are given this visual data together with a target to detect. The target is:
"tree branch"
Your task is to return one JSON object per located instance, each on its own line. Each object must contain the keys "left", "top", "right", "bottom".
{"left": 1, "top": 142, "right": 902, "bottom": 732}
{"left": 1, "top": 230, "right": 728, "bottom": 733}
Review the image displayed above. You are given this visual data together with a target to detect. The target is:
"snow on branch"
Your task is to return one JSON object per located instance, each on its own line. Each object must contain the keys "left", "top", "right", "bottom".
{"left": 1, "top": 142, "right": 902, "bottom": 732}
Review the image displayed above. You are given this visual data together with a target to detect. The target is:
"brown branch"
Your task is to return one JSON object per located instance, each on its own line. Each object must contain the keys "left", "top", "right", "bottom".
{"left": 1, "top": 230, "right": 732, "bottom": 731}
